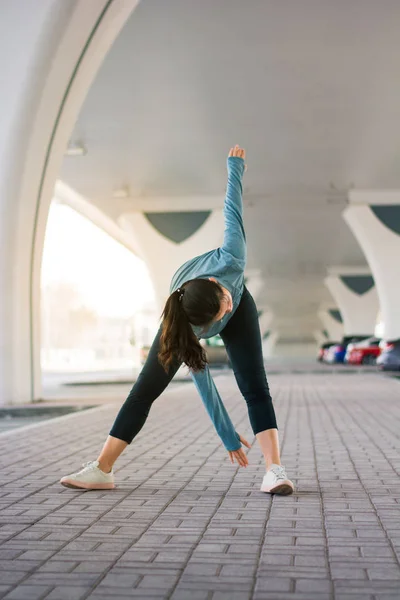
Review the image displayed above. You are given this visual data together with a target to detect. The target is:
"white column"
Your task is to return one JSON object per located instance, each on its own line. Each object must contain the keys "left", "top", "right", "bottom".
{"left": 259, "top": 310, "right": 274, "bottom": 337}
{"left": 0, "top": 1, "right": 139, "bottom": 405}
{"left": 119, "top": 209, "right": 224, "bottom": 311}
{"left": 344, "top": 191, "right": 400, "bottom": 340}
{"left": 318, "top": 307, "right": 344, "bottom": 341}
{"left": 262, "top": 331, "right": 279, "bottom": 359}
{"left": 324, "top": 267, "right": 379, "bottom": 336}
{"left": 259, "top": 310, "right": 275, "bottom": 357}
{"left": 313, "top": 330, "right": 328, "bottom": 346}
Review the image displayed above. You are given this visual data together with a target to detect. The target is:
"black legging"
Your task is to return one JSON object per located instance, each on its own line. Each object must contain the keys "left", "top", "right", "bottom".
{"left": 109, "top": 286, "right": 277, "bottom": 443}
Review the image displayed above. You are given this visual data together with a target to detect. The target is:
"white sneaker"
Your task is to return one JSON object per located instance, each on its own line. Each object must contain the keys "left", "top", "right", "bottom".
{"left": 60, "top": 460, "right": 115, "bottom": 490}
{"left": 260, "top": 463, "right": 294, "bottom": 495}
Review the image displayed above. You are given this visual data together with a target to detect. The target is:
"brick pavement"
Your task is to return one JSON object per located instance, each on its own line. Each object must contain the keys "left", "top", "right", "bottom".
{"left": 0, "top": 370, "right": 399, "bottom": 600}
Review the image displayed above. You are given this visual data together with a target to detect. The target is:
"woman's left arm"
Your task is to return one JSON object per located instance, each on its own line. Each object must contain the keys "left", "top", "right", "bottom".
{"left": 221, "top": 146, "right": 247, "bottom": 265}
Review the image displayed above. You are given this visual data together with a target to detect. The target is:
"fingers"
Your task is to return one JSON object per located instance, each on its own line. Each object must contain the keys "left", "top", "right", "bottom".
{"left": 227, "top": 446, "right": 250, "bottom": 468}
{"left": 228, "top": 145, "right": 246, "bottom": 159}
{"left": 231, "top": 448, "right": 249, "bottom": 468}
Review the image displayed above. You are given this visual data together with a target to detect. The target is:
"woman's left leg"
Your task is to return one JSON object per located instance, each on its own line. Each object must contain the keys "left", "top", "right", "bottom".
{"left": 219, "top": 287, "right": 281, "bottom": 470}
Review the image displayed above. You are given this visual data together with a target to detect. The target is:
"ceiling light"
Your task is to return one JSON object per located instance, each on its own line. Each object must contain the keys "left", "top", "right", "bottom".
{"left": 65, "top": 142, "right": 87, "bottom": 156}
{"left": 113, "top": 186, "right": 130, "bottom": 199}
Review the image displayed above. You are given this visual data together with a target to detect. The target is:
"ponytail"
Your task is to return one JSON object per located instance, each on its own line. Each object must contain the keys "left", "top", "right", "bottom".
{"left": 158, "top": 279, "right": 223, "bottom": 373}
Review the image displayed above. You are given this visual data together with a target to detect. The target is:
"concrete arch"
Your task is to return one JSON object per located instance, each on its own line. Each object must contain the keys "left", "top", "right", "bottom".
{"left": 0, "top": 0, "right": 139, "bottom": 404}
{"left": 55, "top": 180, "right": 142, "bottom": 257}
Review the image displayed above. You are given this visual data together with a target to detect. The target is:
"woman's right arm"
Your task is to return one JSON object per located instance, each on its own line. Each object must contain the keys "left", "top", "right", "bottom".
{"left": 191, "top": 366, "right": 250, "bottom": 467}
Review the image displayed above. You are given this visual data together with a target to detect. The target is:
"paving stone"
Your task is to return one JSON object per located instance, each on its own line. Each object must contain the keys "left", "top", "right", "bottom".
{"left": 17, "top": 551, "right": 56, "bottom": 561}
{"left": 171, "top": 592, "right": 209, "bottom": 600}
{"left": 137, "top": 574, "right": 179, "bottom": 589}
{"left": 0, "top": 560, "right": 41, "bottom": 572}
{"left": 98, "top": 573, "right": 141, "bottom": 587}
{"left": 45, "top": 587, "right": 91, "bottom": 600}
{"left": 254, "top": 577, "right": 292, "bottom": 592}
{"left": 0, "top": 572, "right": 26, "bottom": 586}
{"left": 254, "top": 595, "right": 332, "bottom": 600}
{"left": 73, "top": 561, "right": 115, "bottom": 574}
{"left": 37, "top": 561, "right": 78, "bottom": 573}
{"left": 3, "top": 586, "right": 53, "bottom": 599}
{"left": 0, "top": 370, "right": 399, "bottom": 599}
{"left": 367, "top": 566, "right": 400, "bottom": 579}
{"left": 295, "top": 579, "right": 333, "bottom": 592}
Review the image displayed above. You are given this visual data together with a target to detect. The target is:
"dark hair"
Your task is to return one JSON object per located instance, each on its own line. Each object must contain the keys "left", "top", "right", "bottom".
{"left": 158, "top": 278, "right": 223, "bottom": 372}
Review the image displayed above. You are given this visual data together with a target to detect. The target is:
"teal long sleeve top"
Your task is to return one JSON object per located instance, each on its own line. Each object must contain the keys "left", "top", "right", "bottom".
{"left": 170, "top": 157, "right": 246, "bottom": 451}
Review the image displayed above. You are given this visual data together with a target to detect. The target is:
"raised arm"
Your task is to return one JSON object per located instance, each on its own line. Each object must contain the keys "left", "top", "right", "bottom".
{"left": 222, "top": 146, "right": 247, "bottom": 264}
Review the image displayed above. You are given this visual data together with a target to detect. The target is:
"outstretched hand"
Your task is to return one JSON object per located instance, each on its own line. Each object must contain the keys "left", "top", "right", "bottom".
{"left": 228, "top": 145, "right": 247, "bottom": 171}
{"left": 228, "top": 434, "right": 252, "bottom": 467}
{"left": 229, "top": 144, "right": 246, "bottom": 159}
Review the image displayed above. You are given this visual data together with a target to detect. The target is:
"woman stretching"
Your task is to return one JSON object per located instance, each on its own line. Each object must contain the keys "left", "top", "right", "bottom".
{"left": 61, "top": 146, "right": 294, "bottom": 495}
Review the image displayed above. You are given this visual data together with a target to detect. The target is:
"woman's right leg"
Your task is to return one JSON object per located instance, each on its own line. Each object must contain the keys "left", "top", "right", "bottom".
{"left": 97, "top": 327, "right": 181, "bottom": 472}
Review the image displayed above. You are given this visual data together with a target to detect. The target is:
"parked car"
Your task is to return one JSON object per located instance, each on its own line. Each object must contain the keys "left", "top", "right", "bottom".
{"left": 345, "top": 337, "right": 381, "bottom": 365}
{"left": 377, "top": 339, "right": 400, "bottom": 371}
{"left": 140, "top": 335, "right": 230, "bottom": 368}
{"left": 317, "top": 341, "right": 338, "bottom": 362}
{"left": 325, "top": 335, "right": 370, "bottom": 364}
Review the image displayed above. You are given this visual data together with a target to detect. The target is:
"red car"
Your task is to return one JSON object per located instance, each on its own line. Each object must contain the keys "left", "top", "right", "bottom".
{"left": 346, "top": 337, "right": 381, "bottom": 365}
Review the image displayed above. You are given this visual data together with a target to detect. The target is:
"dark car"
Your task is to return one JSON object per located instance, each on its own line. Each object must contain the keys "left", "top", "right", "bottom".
{"left": 377, "top": 339, "right": 400, "bottom": 371}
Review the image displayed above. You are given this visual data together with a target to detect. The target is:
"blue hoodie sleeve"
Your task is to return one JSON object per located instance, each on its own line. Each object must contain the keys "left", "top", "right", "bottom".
{"left": 191, "top": 366, "right": 241, "bottom": 451}
{"left": 221, "top": 157, "right": 246, "bottom": 265}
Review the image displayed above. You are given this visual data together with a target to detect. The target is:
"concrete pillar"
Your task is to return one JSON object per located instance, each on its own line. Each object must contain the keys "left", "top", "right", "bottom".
{"left": 259, "top": 310, "right": 274, "bottom": 338}
{"left": 0, "top": 0, "right": 139, "bottom": 405}
{"left": 259, "top": 310, "right": 275, "bottom": 357}
{"left": 318, "top": 306, "right": 344, "bottom": 341}
{"left": 344, "top": 191, "right": 400, "bottom": 340}
{"left": 262, "top": 331, "right": 279, "bottom": 359}
{"left": 324, "top": 267, "right": 379, "bottom": 336}
{"left": 119, "top": 209, "right": 224, "bottom": 310}
{"left": 313, "top": 330, "right": 328, "bottom": 346}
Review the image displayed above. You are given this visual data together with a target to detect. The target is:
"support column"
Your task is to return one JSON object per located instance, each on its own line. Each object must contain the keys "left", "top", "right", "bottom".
{"left": 318, "top": 306, "right": 344, "bottom": 341}
{"left": 259, "top": 310, "right": 274, "bottom": 338}
{"left": 324, "top": 267, "right": 379, "bottom": 336}
{"left": 119, "top": 209, "right": 224, "bottom": 310}
{"left": 259, "top": 310, "right": 275, "bottom": 358}
{"left": 313, "top": 330, "right": 328, "bottom": 347}
{"left": 344, "top": 191, "right": 400, "bottom": 340}
{"left": 262, "top": 331, "right": 279, "bottom": 359}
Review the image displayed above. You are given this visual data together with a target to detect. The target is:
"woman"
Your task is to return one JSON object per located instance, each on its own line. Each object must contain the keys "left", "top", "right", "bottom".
{"left": 60, "top": 146, "right": 294, "bottom": 495}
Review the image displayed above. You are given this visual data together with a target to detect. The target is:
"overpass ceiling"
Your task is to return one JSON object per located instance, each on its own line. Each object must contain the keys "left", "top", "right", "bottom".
{"left": 60, "top": 0, "right": 400, "bottom": 339}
